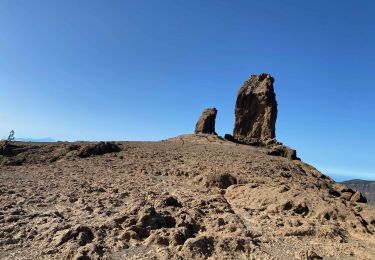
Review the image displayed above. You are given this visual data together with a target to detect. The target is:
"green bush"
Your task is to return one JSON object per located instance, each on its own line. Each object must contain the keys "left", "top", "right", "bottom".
{"left": 0, "top": 155, "right": 6, "bottom": 163}
{"left": 13, "top": 153, "right": 25, "bottom": 165}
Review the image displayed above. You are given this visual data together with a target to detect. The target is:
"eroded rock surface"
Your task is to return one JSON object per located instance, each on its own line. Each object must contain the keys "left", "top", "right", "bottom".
{"left": 233, "top": 73, "right": 277, "bottom": 142}
{"left": 267, "top": 145, "right": 298, "bottom": 160}
{"left": 194, "top": 108, "right": 217, "bottom": 135}
{"left": 78, "top": 142, "right": 121, "bottom": 158}
{"left": 0, "top": 135, "right": 374, "bottom": 259}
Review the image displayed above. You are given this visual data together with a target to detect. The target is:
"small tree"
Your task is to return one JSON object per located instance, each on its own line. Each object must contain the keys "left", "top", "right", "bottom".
{"left": 7, "top": 130, "right": 15, "bottom": 142}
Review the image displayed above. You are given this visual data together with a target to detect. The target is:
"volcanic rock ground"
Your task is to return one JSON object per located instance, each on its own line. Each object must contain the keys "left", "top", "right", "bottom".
{"left": 341, "top": 180, "right": 375, "bottom": 206}
{"left": 0, "top": 135, "right": 374, "bottom": 259}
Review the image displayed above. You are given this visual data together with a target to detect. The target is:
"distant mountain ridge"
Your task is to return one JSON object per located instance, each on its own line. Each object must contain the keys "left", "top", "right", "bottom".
{"left": 340, "top": 179, "right": 375, "bottom": 205}
{"left": 15, "top": 137, "right": 56, "bottom": 142}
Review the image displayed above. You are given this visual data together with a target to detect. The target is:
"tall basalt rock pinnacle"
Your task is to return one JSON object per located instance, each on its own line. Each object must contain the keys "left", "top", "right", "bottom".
{"left": 233, "top": 73, "right": 277, "bottom": 141}
{"left": 195, "top": 108, "right": 218, "bottom": 135}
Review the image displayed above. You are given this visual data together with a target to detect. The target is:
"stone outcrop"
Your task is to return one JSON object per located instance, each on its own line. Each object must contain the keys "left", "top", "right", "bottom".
{"left": 78, "top": 142, "right": 121, "bottom": 158}
{"left": 267, "top": 145, "right": 298, "bottom": 160}
{"left": 195, "top": 108, "right": 217, "bottom": 135}
{"left": 0, "top": 141, "right": 27, "bottom": 157}
{"left": 233, "top": 73, "right": 277, "bottom": 142}
{"left": 225, "top": 73, "right": 298, "bottom": 160}
{"left": 331, "top": 184, "right": 368, "bottom": 204}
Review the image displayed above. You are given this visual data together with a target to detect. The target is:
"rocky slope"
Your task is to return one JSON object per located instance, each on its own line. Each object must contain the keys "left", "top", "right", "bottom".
{"left": 0, "top": 136, "right": 374, "bottom": 259}
{"left": 341, "top": 180, "right": 375, "bottom": 205}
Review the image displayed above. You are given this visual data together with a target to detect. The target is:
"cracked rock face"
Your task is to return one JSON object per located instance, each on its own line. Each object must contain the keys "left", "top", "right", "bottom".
{"left": 233, "top": 73, "right": 277, "bottom": 141}
{"left": 194, "top": 108, "right": 217, "bottom": 135}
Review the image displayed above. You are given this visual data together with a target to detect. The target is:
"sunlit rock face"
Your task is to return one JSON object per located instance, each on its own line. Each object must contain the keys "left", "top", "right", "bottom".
{"left": 233, "top": 73, "right": 277, "bottom": 142}
{"left": 195, "top": 108, "right": 217, "bottom": 135}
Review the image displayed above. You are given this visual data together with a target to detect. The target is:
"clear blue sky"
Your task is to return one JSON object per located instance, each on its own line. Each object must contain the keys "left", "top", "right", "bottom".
{"left": 1, "top": 1, "right": 374, "bottom": 181}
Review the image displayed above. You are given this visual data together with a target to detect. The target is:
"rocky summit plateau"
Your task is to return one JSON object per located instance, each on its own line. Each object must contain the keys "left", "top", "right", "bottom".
{"left": 1, "top": 74, "right": 374, "bottom": 259}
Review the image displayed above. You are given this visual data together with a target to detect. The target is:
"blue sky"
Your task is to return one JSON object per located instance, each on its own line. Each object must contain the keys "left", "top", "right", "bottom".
{"left": 0, "top": 1, "right": 374, "bottom": 181}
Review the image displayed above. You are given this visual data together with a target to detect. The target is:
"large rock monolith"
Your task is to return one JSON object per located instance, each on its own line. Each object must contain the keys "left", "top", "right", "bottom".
{"left": 195, "top": 108, "right": 217, "bottom": 135}
{"left": 233, "top": 73, "right": 277, "bottom": 142}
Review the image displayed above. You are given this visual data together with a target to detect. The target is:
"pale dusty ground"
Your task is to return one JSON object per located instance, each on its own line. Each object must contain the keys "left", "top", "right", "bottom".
{"left": 0, "top": 134, "right": 374, "bottom": 259}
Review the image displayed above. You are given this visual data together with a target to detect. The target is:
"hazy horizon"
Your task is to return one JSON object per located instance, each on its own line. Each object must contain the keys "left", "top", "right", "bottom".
{"left": 1, "top": 0, "right": 374, "bottom": 181}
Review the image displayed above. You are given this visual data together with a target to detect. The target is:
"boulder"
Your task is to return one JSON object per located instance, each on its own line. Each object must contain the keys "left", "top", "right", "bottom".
{"left": 224, "top": 134, "right": 235, "bottom": 142}
{"left": 0, "top": 141, "right": 27, "bottom": 157}
{"left": 267, "top": 145, "right": 299, "bottom": 160}
{"left": 78, "top": 142, "right": 121, "bottom": 158}
{"left": 182, "top": 236, "right": 215, "bottom": 258}
{"left": 205, "top": 172, "right": 237, "bottom": 189}
{"left": 195, "top": 108, "right": 217, "bottom": 135}
{"left": 233, "top": 73, "right": 277, "bottom": 142}
{"left": 350, "top": 191, "right": 367, "bottom": 203}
